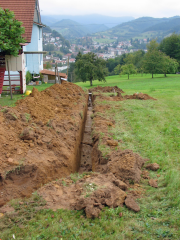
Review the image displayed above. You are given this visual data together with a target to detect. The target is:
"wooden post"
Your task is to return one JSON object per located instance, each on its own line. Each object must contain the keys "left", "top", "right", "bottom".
{"left": 55, "top": 62, "right": 57, "bottom": 84}
{"left": 7, "top": 59, "right": 13, "bottom": 100}
{"left": 67, "top": 56, "right": 69, "bottom": 81}
{"left": 57, "top": 66, "right": 59, "bottom": 84}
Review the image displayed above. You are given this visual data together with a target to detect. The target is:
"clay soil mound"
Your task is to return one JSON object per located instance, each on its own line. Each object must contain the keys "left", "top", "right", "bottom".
{"left": 38, "top": 172, "right": 127, "bottom": 219}
{"left": 0, "top": 82, "right": 88, "bottom": 207}
{"left": 107, "top": 150, "right": 148, "bottom": 183}
{"left": 124, "top": 93, "right": 156, "bottom": 100}
{"left": 90, "top": 86, "right": 124, "bottom": 93}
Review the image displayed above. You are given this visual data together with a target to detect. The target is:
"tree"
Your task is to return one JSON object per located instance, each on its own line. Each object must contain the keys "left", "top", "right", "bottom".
{"left": 44, "top": 44, "right": 55, "bottom": 51}
{"left": 0, "top": 8, "right": 25, "bottom": 56}
{"left": 159, "top": 33, "right": 180, "bottom": 63}
{"left": 142, "top": 40, "right": 165, "bottom": 78}
{"left": 120, "top": 64, "right": 137, "bottom": 79}
{"left": 114, "top": 64, "right": 121, "bottom": 75}
{"left": 161, "top": 55, "right": 179, "bottom": 77}
{"left": 75, "top": 52, "right": 108, "bottom": 86}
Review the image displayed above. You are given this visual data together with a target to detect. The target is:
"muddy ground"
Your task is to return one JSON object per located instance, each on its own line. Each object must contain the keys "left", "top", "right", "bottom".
{"left": 0, "top": 84, "right": 159, "bottom": 218}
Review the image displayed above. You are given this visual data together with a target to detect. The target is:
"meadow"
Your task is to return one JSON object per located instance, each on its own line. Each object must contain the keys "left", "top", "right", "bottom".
{"left": 0, "top": 74, "right": 180, "bottom": 239}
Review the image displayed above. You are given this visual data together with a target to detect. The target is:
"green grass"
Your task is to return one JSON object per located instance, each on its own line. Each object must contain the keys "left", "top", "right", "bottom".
{"left": 1, "top": 74, "right": 180, "bottom": 239}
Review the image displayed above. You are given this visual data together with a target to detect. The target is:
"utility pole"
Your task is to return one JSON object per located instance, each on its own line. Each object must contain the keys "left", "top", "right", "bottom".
{"left": 55, "top": 62, "right": 57, "bottom": 84}
{"left": 67, "top": 56, "right": 69, "bottom": 81}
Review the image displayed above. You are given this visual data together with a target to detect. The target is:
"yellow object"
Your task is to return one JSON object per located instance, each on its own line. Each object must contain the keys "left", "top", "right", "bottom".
{"left": 0, "top": 213, "right": 4, "bottom": 218}
{"left": 45, "top": 82, "right": 47, "bottom": 84}
{"left": 25, "top": 90, "right": 32, "bottom": 96}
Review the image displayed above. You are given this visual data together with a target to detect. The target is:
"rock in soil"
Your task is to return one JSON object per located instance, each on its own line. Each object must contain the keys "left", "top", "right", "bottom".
{"left": 146, "top": 163, "right": 160, "bottom": 171}
{"left": 149, "top": 179, "right": 158, "bottom": 188}
{"left": 125, "top": 197, "right": 140, "bottom": 212}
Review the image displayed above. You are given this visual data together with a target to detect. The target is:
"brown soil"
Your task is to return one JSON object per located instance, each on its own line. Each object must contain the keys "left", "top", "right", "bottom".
{"left": 145, "top": 163, "right": 160, "bottom": 171}
{"left": 92, "top": 148, "right": 148, "bottom": 183}
{"left": 124, "top": 93, "right": 157, "bottom": 100}
{"left": 0, "top": 82, "right": 88, "bottom": 207}
{"left": 90, "top": 86, "right": 124, "bottom": 93}
{"left": 38, "top": 172, "right": 127, "bottom": 219}
{"left": 149, "top": 179, "right": 158, "bottom": 188}
{"left": 0, "top": 85, "right": 158, "bottom": 218}
{"left": 79, "top": 103, "right": 93, "bottom": 173}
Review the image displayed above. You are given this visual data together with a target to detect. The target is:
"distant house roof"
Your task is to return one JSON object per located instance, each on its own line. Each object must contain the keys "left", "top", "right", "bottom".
{"left": 0, "top": 0, "right": 42, "bottom": 43}
{"left": 40, "top": 69, "right": 67, "bottom": 78}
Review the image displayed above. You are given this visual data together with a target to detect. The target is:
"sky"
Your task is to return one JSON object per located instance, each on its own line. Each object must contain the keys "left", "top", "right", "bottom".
{"left": 39, "top": 0, "right": 180, "bottom": 18}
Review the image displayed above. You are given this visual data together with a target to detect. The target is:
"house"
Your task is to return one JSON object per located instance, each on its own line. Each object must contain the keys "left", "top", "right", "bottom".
{"left": 40, "top": 69, "right": 67, "bottom": 84}
{"left": 69, "top": 58, "right": 75, "bottom": 63}
{"left": 50, "top": 38, "right": 55, "bottom": 43}
{"left": 0, "top": 0, "right": 45, "bottom": 76}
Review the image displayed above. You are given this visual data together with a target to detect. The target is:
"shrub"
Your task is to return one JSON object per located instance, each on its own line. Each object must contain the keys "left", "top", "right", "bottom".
{"left": 26, "top": 71, "right": 32, "bottom": 85}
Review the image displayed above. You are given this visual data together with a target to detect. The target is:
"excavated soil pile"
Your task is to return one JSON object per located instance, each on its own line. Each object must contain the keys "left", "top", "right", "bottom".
{"left": 91, "top": 94, "right": 148, "bottom": 184}
{"left": 90, "top": 87, "right": 156, "bottom": 102}
{"left": 38, "top": 172, "right": 128, "bottom": 218}
{"left": 124, "top": 93, "right": 157, "bottom": 100}
{"left": 0, "top": 82, "right": 88, "bottom": 207}
{"left": 90, "top": 86, "right": 124, "bottom": 93}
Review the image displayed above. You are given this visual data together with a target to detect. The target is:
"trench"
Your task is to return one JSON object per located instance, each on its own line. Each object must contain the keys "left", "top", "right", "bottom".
{"left": 79, "top": 93, "right": 93, "bottom": 173}
{"left": 0, "top": 91, "right": 93, "bottom": 207}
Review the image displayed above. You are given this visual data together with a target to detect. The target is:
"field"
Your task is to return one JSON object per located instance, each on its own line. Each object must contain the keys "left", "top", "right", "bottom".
{"left": 0, "top": 74, "right": 180, "bottom": 239}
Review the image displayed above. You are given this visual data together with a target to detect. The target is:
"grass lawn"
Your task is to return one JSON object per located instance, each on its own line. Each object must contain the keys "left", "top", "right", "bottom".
{"left": 1, "top": 74, "right": 180, "bottom": 239}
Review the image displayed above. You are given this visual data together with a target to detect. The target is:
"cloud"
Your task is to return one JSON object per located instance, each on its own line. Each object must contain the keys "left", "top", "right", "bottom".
{"left": 39, "top": 0, "right": 180, "bottom": 18}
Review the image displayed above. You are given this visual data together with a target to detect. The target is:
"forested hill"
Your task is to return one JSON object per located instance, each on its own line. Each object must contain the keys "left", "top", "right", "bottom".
{"left": 49, "top": 19, "right": 108, "bottom": 39}
{"left": 98, "top": 16, "right": 180, "bottom": 41}
{"left": 143, "top": 17, "right": 180, "bottom": 32}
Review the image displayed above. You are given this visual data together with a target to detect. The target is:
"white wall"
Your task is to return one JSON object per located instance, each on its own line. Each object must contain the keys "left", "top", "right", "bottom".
{"left": 23, "top": 23, "right": 43, "bottom": 74}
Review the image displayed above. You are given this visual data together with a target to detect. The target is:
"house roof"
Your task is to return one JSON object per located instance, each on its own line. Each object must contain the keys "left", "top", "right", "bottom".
{"left": 0, "top": 0, "right": 40, "bottom": 43}
{"left": 40, "top": 69, "right": 67, "bottom": 78}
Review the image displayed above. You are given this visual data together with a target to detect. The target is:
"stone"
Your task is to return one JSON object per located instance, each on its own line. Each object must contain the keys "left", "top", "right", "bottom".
{"left": 17, "top": 149, "right": 23, "bottom": 155}
{"left": 42, "top": 136, "right": 52, "bottom": 143}
{"left": 29, "top": 143, "right": 34, "bottom": 148}
{"left": 7, "top": 158, "right": 19, "bottom": 166}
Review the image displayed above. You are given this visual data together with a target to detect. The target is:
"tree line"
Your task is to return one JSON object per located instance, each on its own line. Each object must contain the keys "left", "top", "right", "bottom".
{"left": 70, "top": 34, "right": 180, "bottom": 85}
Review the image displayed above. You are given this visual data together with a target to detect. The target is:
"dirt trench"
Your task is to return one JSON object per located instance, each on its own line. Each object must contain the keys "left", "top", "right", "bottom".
{"left": 79, "top": 94, "right": 93, "bottom": 173}
{"left": 0, "top": 83, "right": 89, "bottom": 207}
{"left": 35, "top": 89, "right": 150, "bottom": 218}
{"left": 0, "top": 85, "right": 157, "bottom": 218}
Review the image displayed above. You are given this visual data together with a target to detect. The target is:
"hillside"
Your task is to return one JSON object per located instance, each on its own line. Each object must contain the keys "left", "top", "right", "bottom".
{"left": 98, "top": 16, "right": 180, "bottom": 41}
{"left": 50, "top": 19, "right": 108, "bottom": 39}
{"left": 41, "top": 14, "right": 134, "bottom": 28}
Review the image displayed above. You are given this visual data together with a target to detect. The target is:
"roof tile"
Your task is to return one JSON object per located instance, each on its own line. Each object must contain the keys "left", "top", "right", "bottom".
{"left": 0, "top": 0, "right": 37, "bottom": 42}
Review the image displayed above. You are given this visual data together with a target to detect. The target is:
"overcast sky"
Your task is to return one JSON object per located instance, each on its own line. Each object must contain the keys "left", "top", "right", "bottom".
{"left": 39, "top": 0, "right": 180, "bottom": 18}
